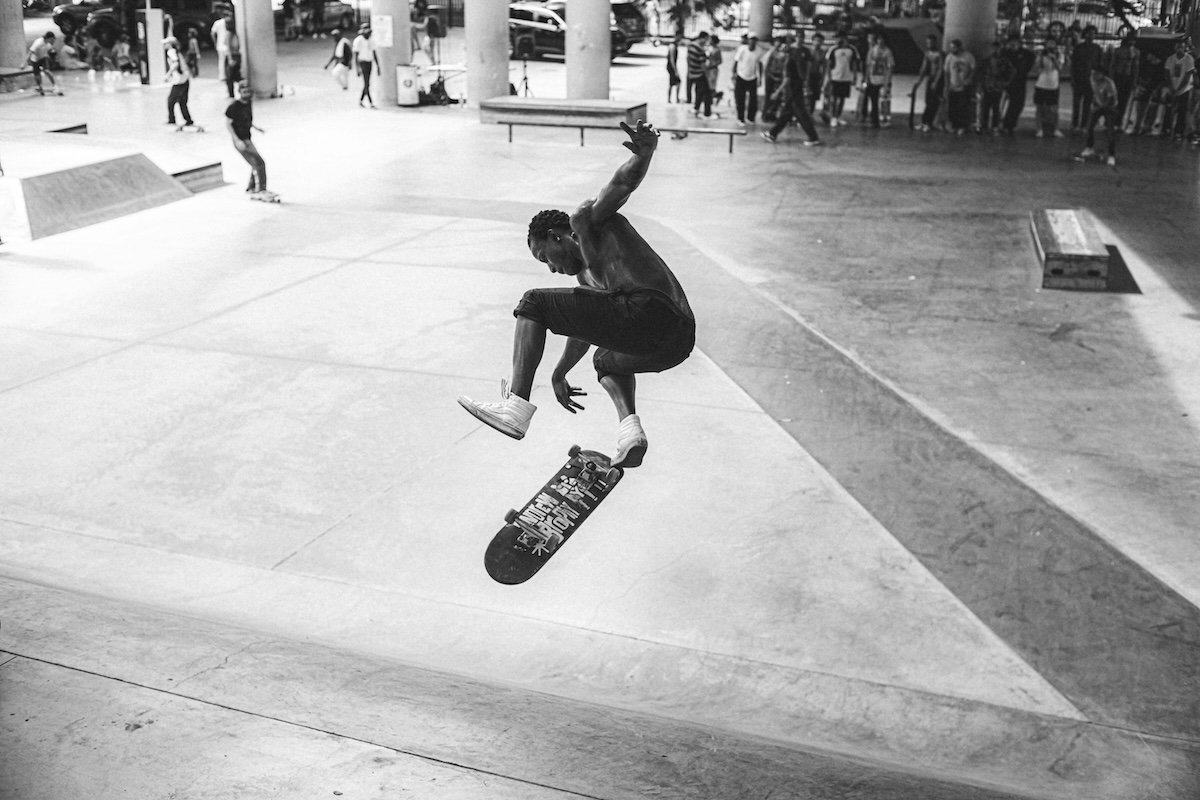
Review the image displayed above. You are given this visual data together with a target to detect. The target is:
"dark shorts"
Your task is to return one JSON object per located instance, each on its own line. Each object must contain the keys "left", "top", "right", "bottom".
{"left": 29, "top": 58, "right": 47, "bottom": 77}
{"left": 831, "top": 80, "right": 852, "bottom": 99}
{"left": 514, "top": 287, "right": 695, "bottom": 380}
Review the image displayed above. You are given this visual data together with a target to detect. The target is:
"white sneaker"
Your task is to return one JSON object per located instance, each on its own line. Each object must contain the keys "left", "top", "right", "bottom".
{"left": 1080, "top": 147, "right": 1096, "bottom": 157}
{"left": 458, "top": 379, "right": 536, "bottom": 440}
{"left": 613, "top": 414, "right": 648, "bottom": 468}
{"left": 1106, "top": 155, "right": 1116, "bottom": 166}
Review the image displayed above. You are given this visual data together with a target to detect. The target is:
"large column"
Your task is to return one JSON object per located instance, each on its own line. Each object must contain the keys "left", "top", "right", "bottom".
{"left": 371, "top": 0, "right": 413, "bottom": 105}
{"left": 747, "top": 0, "right": 773, "bottom": 41}
{"left": 465, "top": 0, "right": 509, "bottom": 105}
{"left": 234, "top": 0, "right": 278, "bottom": 99}
{"left": 0, "top": 0, "right": 24, "bottom": 69}
{"left": 943, "top": 0, "right": 999, "bottom": 63}
{"left": 566, "top": 0, "right": 609, "bottom": 99}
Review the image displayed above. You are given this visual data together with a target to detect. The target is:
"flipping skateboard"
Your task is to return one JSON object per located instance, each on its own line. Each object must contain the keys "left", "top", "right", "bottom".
{"left": 485, "top": 445, "right": 623, "bottom": 585}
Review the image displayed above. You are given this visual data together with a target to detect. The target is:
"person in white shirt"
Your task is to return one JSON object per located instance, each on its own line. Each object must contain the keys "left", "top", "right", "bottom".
{"left": 28, "top": 32, "right": 63, "bottom": 96}
{"left": 732, "top": 34, "right": 764, "bottom": 123}
{"left": 323, "top": 28, "right": 353, "bottom": 90}
{"left": 211, "top": 11, "right": 233, "bottom": 82}
{"left": 1163, "top": 39, "right": 1196, "bottom": 140}
{"left": 352, "top": 24, "right": 380, "bottom": 108}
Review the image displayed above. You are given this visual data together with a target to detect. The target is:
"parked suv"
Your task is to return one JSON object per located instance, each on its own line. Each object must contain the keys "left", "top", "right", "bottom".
{"left": 54, "top": 0, "right": 225, "bottom": 48}
{"left": 610, "top": 0, "right": 647, "bottom": 44}
{"left": 510, "top": 1, "right": 630, "bottom": 60}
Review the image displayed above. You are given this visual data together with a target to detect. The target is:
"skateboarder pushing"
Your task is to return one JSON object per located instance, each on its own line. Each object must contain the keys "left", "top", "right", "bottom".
{"left": 458, "top": 120, "right": 695, "bottom": 468}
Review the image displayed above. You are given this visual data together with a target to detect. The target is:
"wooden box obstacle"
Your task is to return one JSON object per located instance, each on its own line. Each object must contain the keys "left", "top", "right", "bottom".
{"left": 1030, "top": 209, "right": 1110, "bottom": 291}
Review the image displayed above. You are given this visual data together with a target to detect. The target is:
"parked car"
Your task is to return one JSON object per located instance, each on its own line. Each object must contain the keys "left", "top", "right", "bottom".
{"left": 53, "top": 0, "right": 224, "bottom": 48}
{"left": 611, "top": 0, "right": 647, "bottom": 44}
{"left": 509, "top": 1, "right": 631, "bottom": 60}
{"left": 273, "top": 0, "right": 356, "bottom": 39}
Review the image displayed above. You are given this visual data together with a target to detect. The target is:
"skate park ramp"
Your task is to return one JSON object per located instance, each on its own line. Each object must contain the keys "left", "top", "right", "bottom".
{"left": 0, "top": 144, "right": 189, "bottom": 240}
{"left": 2, "top": 47, "right": 1200, "bottom": 800}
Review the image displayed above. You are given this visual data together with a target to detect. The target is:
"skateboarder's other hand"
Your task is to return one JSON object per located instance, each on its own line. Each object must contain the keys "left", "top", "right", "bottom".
{"left": 552, "top": 375, "right": 587, "bottom": 413}
{"left": 620, "top": 120, "right": 660, "bottom": 155}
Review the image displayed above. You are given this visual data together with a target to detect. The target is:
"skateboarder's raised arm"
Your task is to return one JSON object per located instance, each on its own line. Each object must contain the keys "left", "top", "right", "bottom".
{"left": 587, "top": 120, "right": 660, "bottom": 224}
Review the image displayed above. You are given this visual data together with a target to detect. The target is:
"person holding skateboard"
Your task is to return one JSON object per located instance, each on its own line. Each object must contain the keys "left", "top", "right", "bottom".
{"left": 458, "top": 120, "right": 695, "bottom": 469}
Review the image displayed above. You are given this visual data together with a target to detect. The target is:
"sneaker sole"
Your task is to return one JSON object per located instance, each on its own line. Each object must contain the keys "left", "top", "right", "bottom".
{"left": 457, "top": 398, "right": 525, "bottom": 440}
{"left": 613, "top": 441, "right": 647, "bottom": 469}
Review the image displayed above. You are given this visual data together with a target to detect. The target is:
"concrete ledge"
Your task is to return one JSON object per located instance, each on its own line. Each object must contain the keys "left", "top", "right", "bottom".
{"left": 0, "top": 68, "right": 35, "bottom": 93}
{"left": 172, "top": 162, "right": 225, "bottom": 193}
{"left": 1030, "top": 209, "right": 1110, "bottom": 290}
{"left": 479, "top": 96, "right": 647, "bottom": 127}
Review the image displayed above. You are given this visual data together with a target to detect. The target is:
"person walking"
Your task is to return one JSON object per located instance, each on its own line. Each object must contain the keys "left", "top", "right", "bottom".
{"left": 28, "top": 32, "right": 63, "bottom": 96}
{"left": 762, "top": 34, "right": 823, "bottom": 146}
{"left": 761, "top": 36, "right": 790, "bottom": 122}
{"left": 164, "top": 37, "right": 198, "bottom": 130}
{"left": 324, "top": 28, "right": 352, "bottom": 90}
{"left": 353, "top": 24, "right": 380, "bottom": 108}
{"left": 225, "top": 81, "right": 276, "bottom": 201}
{"left": 732, "top": 34, "right": 765, "bottom": 123}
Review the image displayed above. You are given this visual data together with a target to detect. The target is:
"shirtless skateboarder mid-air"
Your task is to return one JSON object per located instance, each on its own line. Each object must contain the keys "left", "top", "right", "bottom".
{"left": 458, "top": 120, "right": 695, "bottom": 469}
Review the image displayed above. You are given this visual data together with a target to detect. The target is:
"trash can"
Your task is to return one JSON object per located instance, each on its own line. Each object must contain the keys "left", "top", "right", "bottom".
{"left": 396, "top": 65, "right": 420, "bottom": 106}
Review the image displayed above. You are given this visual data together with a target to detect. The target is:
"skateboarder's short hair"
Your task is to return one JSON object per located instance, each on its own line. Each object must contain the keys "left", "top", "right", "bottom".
{"left": 528, "top": 209, "right": 570, "bottom": 247}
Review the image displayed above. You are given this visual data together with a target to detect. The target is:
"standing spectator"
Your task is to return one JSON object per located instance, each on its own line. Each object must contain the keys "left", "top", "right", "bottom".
{"left": 686, "top": 32, "right": 710, "bottom": 111}
{"left": 225, "top": 49, "right": 242, "bottom": 100}
{"left": 309, "top": 0, "right": 325, "bottom": 37}
{"left": 225, "top": 81, "right": 275, "bottom": 201}
{"left": 1034, "top": 41, "right": 1065, "bottom": 138}
{"left": 211, "top": 10, "right": 234, "bottom": 83}
{"left": 732, "top": 34, "right": 765, "bottom": 123}
{"left": 1162, "top": 38, "right": 1195, "bottom": 140}
{"left": 1130, "top": 50, "right": 1165, "bottom": 134}
{"left": 943, "top": 39, "right": 976, "bottom": 134}
{"left": 977, "top": 39, "right": 1009, "bottom": 134}
{"left": 27, "top": 32, "right": 63, "bottom": 96}
{"left": 1106, "top": 32, "right": 1139, "bottom": 130}
{"left": 115, "top": 33, "right": 136, "bottom": 74}
{"left": 761, "top": 32, "right": 823, "bottom": 146}
{"left": 666, "top": 34, "right": 682, "bottom": 103}
{"left": 863, "top": 31, "right": 894, "bottom": 127}
{"left": 1070, "top": 26, "right": 1103, "bottom": 131}
{"left": 912, "top": 33, "right": 943, "bottom": 131}
{"left": 1000, "top": 32, "right": 1036, "bottom": 134}
{"left": 1079, "top": 64, "right": 1120, "bottom": 165}
{"left": 762, "top": 36, "right": 790, "bottom": 122}
{"left": 185, "top": 28, "right": 201, "bottom": 77}
{"left": 808, "top": 32, "right": 828, "bottom": 116}
{"left": 826, "top": 32, "right": 859, "bottom": 127}
{"left": 353, "top": 24, "right": 380, "bottom": 108}
{"left": 163, "top": 37, "right": 197, "bottom": 129}
{"left": 705, "top": 35, "right": 724, "bottom": 109}
{"left": 324, "top": 28, "right": 352, "bottom": 90}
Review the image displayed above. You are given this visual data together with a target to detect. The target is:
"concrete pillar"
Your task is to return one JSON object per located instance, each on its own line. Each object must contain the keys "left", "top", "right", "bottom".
{"left": 566, "top": 0, "right": 609, "bottom": 99}
{"left": 234, "top": 0, "right": 278, "bottom": 99}
{"left": 0, "top": 0, "right": 24, "bottom": 70}
{"left": 747, "top": 0, "right": 773, "bottom": 40}
{"left": 465, "top": 0, "right": 509, "bottom": 106}
{"left": 141, "top": 9, "right": 166, "bottom": 85}
{"left": 371, "top": 0, "right": 413, "bottom": 105}
{"left": 943, "top": 0, "right": 999, "bottom": 63}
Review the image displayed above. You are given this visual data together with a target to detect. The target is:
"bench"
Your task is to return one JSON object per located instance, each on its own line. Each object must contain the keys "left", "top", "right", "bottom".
{"left": 1030, "top": 209, "right": 1110, "bottom": 291}
{"left": 0, "top": 68, "right": 35, "bottom": 94}
{"left": 480, "top": 97, "right": 747, "bottom": 153}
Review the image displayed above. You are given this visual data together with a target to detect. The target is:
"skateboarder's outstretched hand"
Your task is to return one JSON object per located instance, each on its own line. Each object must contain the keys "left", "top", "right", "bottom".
{"left": 620, "top": 120, "right": 660, "bottom": 156}
{"left": 552, "top": 374, "right": 587, "bottom": 414}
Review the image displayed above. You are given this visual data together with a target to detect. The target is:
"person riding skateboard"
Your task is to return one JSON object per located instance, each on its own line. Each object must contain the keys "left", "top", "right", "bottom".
{"left": 458, "top": 120, "right": 695, "bottom": 469}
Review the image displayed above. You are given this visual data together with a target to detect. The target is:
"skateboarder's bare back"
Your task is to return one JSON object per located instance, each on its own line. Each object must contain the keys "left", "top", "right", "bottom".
{"left": 458, "top": 120, "right": 695, "bottom": 468}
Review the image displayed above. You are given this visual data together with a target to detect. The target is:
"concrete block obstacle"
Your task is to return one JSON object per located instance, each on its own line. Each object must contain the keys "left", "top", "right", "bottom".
{"left": 1030, "top": 208, "right": 1110, "bottom": 291}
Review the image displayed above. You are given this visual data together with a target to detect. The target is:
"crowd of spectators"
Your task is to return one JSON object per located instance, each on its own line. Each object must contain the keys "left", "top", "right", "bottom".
{"left": 667, "top": 22, "right": 1199, "bottom": 153}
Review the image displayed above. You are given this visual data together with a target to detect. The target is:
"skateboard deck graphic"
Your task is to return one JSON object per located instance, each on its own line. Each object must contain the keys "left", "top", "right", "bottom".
{"left": 485, "top": 445, "right": 623, "bottom": 585}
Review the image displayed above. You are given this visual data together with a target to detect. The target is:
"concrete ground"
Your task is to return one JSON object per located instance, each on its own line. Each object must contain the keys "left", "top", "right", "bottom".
{"left": 1, "top": 28, "right": 1199, "bottom": 800}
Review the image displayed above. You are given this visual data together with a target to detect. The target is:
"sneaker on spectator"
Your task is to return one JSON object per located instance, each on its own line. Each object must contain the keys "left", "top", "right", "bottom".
{"left": 1079, "top": 147, "right": 1096, "bottom": 157}
{"left": 803, "top": 138, "right": 823, "bottom": 146}
{"left": 1106, "top": 155, "right": 1116, "bottom": 166}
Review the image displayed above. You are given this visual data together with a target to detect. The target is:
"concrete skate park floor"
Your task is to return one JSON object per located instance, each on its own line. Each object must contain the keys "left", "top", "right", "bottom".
{"left": 1, "top": 35, "right": 1199, "bottom": 799}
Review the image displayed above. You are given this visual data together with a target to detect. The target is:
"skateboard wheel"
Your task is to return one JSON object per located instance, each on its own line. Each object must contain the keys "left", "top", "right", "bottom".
{"left": 605, "top": 467, "right": 620, "bottom": 482}
{"left": 504, "top": 508, "right": 518, "bottom": 524}
{"left": 568, "top": 444, "right": 581, "bottom": 458}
